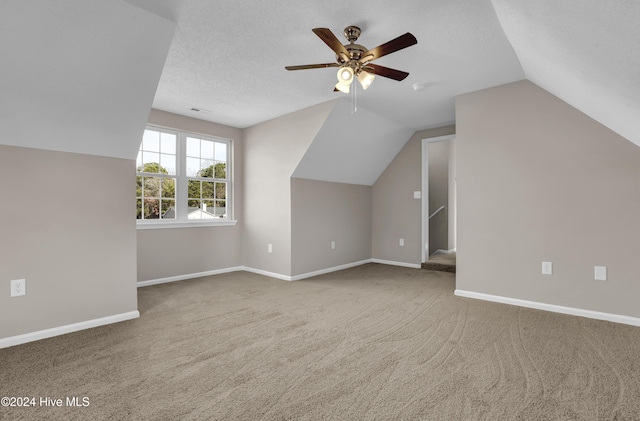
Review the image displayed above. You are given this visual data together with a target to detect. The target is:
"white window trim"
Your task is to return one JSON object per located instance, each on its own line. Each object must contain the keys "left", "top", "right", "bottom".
{"left": 136, "top": 125, "right": 237, "bottom": 229}
{"left": 136, "top": 219, "right": 238, "bottom": 229}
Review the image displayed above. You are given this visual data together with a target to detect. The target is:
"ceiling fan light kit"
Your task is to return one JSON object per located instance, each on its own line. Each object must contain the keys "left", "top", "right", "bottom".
{"left": 286, "top": 25, "right": 417, "bottom": 92}
{"left": 338, "top": 66, "right": 354, "bottom": 84}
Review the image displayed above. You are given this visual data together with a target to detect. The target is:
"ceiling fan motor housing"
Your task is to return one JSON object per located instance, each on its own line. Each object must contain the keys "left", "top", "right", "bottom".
{"left": 344, "top": 25, "right": 361, "bottom": 42}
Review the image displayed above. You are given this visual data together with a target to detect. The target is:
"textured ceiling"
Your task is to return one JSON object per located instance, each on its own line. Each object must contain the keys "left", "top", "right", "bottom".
{"left": 130, "top": 0, "right": 525, "bottom": 130}
{"left": 129, "top": 0, "right": 640, "bottom": 146}
{"left": 6, "top": 0, "right": 637, "bottom": 153}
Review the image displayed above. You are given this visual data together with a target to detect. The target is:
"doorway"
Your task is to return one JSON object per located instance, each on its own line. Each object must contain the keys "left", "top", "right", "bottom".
{"left": 421, "top": 135, "right": 456, "bottom": 263}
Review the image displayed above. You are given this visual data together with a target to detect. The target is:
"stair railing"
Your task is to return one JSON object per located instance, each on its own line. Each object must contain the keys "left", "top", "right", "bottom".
{"left": 429, "top": 205, "right": 445, "bottom": 220}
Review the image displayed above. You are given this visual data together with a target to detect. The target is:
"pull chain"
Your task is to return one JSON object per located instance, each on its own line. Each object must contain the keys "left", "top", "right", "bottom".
{"left": 351, "top": 79, "right": 358, "bottom": 113}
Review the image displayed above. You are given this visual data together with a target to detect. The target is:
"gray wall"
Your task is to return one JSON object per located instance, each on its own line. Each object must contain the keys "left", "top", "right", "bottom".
{"left": 428, "top": 140, "right": 450, "bottom": 254}
{"left": 456, "top": 80, "right": 640, "bottom": 318}
{"left": 136, "top": 110, "right": 244, "bottom": 282}
{"left": 0, "top": 145, "right": 137, "bottom": 338}
{"left": 372, "top": 125, "right": 456, "bottom": 265}
{"left": 291, "top": 178, "right": 371, "bottom": 276}
{"left": 243, "top": 101, "right": 336, "bottom": 276}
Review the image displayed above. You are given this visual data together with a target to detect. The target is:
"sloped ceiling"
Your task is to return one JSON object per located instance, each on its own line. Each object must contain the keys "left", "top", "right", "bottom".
{"left": 140, "top": 0, "right": 639, "bottom": 147}
{"left": 3, "top": 1, "right": 639, "bottom": 159}
{"left": 292, "top": 99, "right": 414, "bottom": 186}
{"left": 491, "top": 0, "right": 640, "bottom": 147}
{"left": 0, "top": 0, "right": 175, "bottom": 159}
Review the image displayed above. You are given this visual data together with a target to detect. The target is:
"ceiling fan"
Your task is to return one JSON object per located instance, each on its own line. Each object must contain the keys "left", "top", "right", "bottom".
{"left": 285, "top": 26, "right": 417, "bottom": 93}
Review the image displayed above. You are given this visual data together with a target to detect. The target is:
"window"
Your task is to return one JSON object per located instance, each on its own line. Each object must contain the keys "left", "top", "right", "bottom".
{"left": 136, "top": 126, "right": 233, "bottom": 226}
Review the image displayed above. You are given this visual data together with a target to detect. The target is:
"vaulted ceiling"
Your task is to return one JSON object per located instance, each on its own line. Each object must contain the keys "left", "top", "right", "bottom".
{"left": 130, "top": 0, "right": 640, "bottom": 147}
{"left": 2, "top": 0, "right": 639, "bottom": 159}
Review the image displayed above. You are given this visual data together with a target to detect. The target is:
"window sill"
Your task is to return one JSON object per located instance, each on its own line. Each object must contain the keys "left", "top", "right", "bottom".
{"left": 136, "top": 220, "right": 238, "bottom": 230}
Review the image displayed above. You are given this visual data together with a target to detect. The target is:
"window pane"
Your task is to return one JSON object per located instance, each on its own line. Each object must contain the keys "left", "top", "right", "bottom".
{"left": 216, "top": 200, "right": 226, "bottom": 218}
{"left": 199, "top": 161, "right": 214, "bottom": 177}
{"left": 186, "top": 137, "right": 200, "bottom": 157}
{"left": 215, "top": 182, "right": 226, "bottom": 200}
{"left": 142, "top": 152, "right": 160, "bottom": 171}
{"left": 160, "top": 154, "right": 176, "bottom": 175}
{"left": 160, "top": 199, "right": 175, "bottom": 219}
{"left": 143, "top": 176, "right": 160, "bottom": 197}
{"left": 136, "top": 176, "right": 142, "bottom": 198}
{"left": 187, "top": 199, "right": 199, "bottom": 209}
{"left": 143, "top": 198, "right": 160, "bottom": 219}
{"left": 186, "top": 157, "right": 200, "bottom": 177}
{"left": 160, "top": 133, "right": 176, "bottom": 154}
{"left": 201, "top": 140, "right": 214, "bottom": 160}
{"left": 188, "top": 180, "right": 201, "bottom": 199}
{"left": 136, "top": 199, "right": 143, "bottom": 219}
{"left": 142, "top": 130, "right": 160, "bottom": 152}
{"left": 201, "top": 181, "right": 215, "bottom": 199}
{"left": 214, "top": 162, "right": 226, "bottom": 179}
{"left": 215, "top": 142, "right": 227, "bottom": 162}
{"left": 161, "top": 178, "right": 175, "bottom": 198}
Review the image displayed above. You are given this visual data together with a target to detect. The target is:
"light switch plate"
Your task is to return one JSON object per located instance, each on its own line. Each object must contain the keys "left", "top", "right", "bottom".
{"left": 595, "top": 266, "right": 607, "bottom": 281}
{"left": 413, "top": 191, "right": 421, "bottom": 199}
{"left": 542, "top": 261, "right": 553, "bottom": 275}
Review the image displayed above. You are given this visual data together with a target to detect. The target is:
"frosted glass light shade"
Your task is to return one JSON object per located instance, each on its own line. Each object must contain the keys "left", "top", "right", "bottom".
{"left": 335, "top": 81, "right": 350, "bottom": 93}
{"left": 357, "top": 71, "right": 375, "bottom": 90}
{"left": 337, "top": 67, "right": 354, "bottom": 84}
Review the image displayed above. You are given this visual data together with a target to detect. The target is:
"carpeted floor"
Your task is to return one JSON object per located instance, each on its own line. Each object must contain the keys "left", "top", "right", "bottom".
{"left": 2, "top": 263, "right": 640, "bottom": 420}
{"left": 422, "top": 252, "right": 456, "bottom": 273}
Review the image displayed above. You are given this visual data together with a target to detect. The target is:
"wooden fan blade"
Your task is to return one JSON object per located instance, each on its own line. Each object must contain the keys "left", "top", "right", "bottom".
{"left": 364, "top": 63, "right": 409, "bottom": 81}
{"left": 285, "top": 63, "right": 339, "bottom": 71}
{"left": 312, "top": 28, "right": 350, "bottom": 62}
{"left": 359, "top": 32, "right": 417, "bottom": 63}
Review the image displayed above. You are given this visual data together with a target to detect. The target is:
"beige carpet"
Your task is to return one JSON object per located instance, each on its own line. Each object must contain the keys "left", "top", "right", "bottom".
{"left": 422, "top": 252, "right": 456, "bottom": 273}
{"left": 2, "top": 264, "right": 640, "bottom": 420}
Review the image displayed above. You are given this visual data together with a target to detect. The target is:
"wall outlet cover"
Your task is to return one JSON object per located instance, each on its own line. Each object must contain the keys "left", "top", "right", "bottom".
{"left": 595, "top": 266, "right": 607, "bottom": 281}
{"left": 11, "top": 279, "right": 26, "bottom": 297}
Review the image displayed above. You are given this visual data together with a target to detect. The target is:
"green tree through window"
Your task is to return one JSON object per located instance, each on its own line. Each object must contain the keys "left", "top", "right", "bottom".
{"left": 136, "top": 162, "right": 176, "bottom": 219}
{"left": 136, "top": 127, "right": 231, "bottom": 223}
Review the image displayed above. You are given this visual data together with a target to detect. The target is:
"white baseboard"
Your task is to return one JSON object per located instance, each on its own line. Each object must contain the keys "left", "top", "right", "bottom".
{"left": 138, "top": 259, "right": 422, "bottom": 287}
{"left": 454, "top": 289, "right": 640, "bottom": 327}
{"left": 290, "top": 259, "right": 372, "bottom": 281}
{"left": 137, "top": 266, "right": 244, "bottom": 287}
{"left": 371, "top": 258, "right": 421, "bottom": 269}
{"left": 240, "top": 266, "right": 292, "bottom": 281}
{"left": 0, "top": 311, "right": 140, "bottom": 349}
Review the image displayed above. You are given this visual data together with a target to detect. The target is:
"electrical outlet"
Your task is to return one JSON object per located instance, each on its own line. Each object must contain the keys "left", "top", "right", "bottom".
{"left": 595, "top": 266, "right": 607, "bottom": 281}
{"left": 331, "top": 241, "right": 336, "bottom": 250}
{"left": 11, "top": 279, "right": 26, "bottom": 297}
{"left": 268, "top": 244, "right": 273, "bottom": 253}
{"left": 399, "top": 238, "right": 405, "bottom": 247}
{"left": 542, "top": 261, "right": 553, "bottom": 275}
